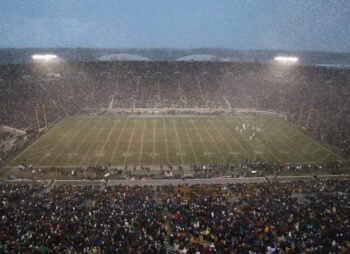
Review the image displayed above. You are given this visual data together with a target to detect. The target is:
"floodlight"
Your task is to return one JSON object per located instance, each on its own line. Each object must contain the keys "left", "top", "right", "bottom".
{"left": 32, "top": 54, "right": 58, "bottom": 61}
{"left": 274, "top": 56, "right": 299, "bottom": 64}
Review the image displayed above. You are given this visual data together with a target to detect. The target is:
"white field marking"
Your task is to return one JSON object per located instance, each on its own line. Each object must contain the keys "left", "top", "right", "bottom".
{"left": 209, "top": 119, "right": 239, "bottom": 162}
{"left": 153, "top": 117, "right": 156, "bottom": 164}
{"left": 162, "top": 117, "right": 170, "bottom": 164}
{"left": 280, "top": 150, "right": 290, "bottom": 154}
{"left": 321, "top": 152, "right": 333, "bottom": 162}
{"left": 36, "top": 119, "right": 84, "bottom": 166}
{"left": 311, "top": 145, "right": 326, "bottom": 155}
{"left": 234, "top": 116, "right": 280, "bottom": 162}
{"left": 304, "top": 141, "right": 315, "bottom": 150}
{"left": 148, "top": 152, "right": 159, "bottom": 156}
{"left": 272, "top": 120, "right": 317, "bottom": 161}
{"left": 266, "top": 120, "right": 312, "bottom": 162}
{"left": 48, "top": 123, "right": 91, "bottom": 165}
{"left": 94, "top": 119, "right": 120, "bottom": 165}
{"left": 244, "top": 117, "right": 281, "bottom": 161}
{"left": 189, "top": 118, "right": 213, "bottom": 164}
{"left": 171, "top": 117, "right": 185, "bottom": 165}
{"left": 65, "top": 118, "right": 104, "bottom": 165}
{"left": 79, "top": 119, "right": 112, "bottom": 166}
{"left": 198, "top": 118, "right": 226, "bottom": 163}
{"left": 138, "top": 118, "right": 146, "bottom": 165}
{"left": 216, "top": 118, "right": 251, "bottom": 159}
{"left": 178, "top": 117, "right": 199, "bottom": 164}
{"left": 9, "top": 119, "right": 68, "bottom": 165}
{"left": 109, "top": 119, "right": 129, "bottom": 164}
{"left": 123, "top": 119, "right": 137, "bottom": 166}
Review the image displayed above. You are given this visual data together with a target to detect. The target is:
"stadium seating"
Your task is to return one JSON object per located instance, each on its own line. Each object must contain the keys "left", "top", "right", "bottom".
{"left": 0, "top": 180, "right": 349, "bottom": 253}
{"left": 0, "top": 61, "right": 349, "bottom": 157}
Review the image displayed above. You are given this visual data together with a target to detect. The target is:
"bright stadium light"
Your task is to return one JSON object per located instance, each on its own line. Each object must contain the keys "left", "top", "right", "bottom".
{"left": 274, "top": 56, "right": 299, "bottom": 64}
{"left": 32, "top": 54, "right": 58, "bottom": 61}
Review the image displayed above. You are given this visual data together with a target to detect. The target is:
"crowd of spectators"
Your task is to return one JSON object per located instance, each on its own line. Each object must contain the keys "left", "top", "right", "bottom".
{"left": 0, "top": 180, "right": 349, "bottom": 253}
{"left": 0, "top": 61, "right": 349, "bottom": 158}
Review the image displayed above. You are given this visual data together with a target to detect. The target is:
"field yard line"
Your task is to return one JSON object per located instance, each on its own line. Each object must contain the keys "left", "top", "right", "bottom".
{"left": 48, "top": 122, "right": 91, "bottom": 166}
{"left": 109, "top": 119, "right": 129, "bottom": 164}
{"left": 94, "top": 119, "right": 120, "bottom": 165}
{"left": 171, "top": 117, "right": 185, "bottom": 165}
{"left": 189, "top": 118, "right": 213, "bottom": 164}
{"left": 217, "top": 118, "right": 251, "bottom": 159}
{"left": 153, "top": 117, "right": 156, "bottom": 164}
{"left": 198, "top": 118, "right": 227, "bottom": 163}
{"left": 178, "top": 118, "right": 199, "bottom": 164}
{"left": 65, "top": 118, "right": 104, "bottom": 165}
{"left": 36, "top": 119, "right": 84, "bottom": 166}
{"left": 123, "top": 119, "right": 137, "bottom": 166}
{"left": 79, "top": 119, "right": 111, "bottom": 166}
{"left": 162, "top": 117, "right": 170, "bottom": 164}
{"left": 292, "top": 123, "right": 343, "bottom": 160}
{"left": 138, "top": 118, "right": 146, "bottom": 165}
{"left": 237, "top": 117, "right": 281, "bottom": 162}
{"left": 9, "top": 119, "right": 68, "bottom": 166}
{"left": 312, "top": 146, "right": 324, "bottom": 155}
{"left": 268, "top": 120, "right": 315, "bottom": 162}
{"left": 304, "top": 141, "right": 314, "bottom": 150}
{"left": 209, "top": 119, "right": 239, "bottom": 162}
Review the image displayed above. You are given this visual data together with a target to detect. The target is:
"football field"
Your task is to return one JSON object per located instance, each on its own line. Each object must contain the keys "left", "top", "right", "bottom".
{"left": 9, "top": 115, "right": 343, "bottom": 167}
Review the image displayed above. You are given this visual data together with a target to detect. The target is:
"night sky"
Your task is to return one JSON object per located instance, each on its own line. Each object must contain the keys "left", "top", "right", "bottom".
{"left": 0, "top": 0, "right": 349, "bottom": 52}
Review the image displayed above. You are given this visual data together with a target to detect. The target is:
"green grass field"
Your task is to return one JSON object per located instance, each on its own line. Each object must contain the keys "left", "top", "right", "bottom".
{"left": 9, "top": 115, "right": 343, "bottom": 168}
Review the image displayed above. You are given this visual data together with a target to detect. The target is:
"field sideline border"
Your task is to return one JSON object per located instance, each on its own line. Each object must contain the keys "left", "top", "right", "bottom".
{"left": 3, "top": 114, "right": 346, "bottom": 170}
{"left": 1, "top": 174, "right": 349, "bottom": 186}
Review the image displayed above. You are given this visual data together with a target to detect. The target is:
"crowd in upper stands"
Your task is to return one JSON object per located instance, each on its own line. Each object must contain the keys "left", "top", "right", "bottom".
{"left": 0, "top": 61, "right": 349, "bottom": 158}
{"left": 0, "top": 180, "right": 349, "bottom": 253}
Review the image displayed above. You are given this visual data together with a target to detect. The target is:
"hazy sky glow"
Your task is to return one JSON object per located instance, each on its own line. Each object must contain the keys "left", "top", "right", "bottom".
{"left": 0, "top": 0, "right": 349, "bottom": 52}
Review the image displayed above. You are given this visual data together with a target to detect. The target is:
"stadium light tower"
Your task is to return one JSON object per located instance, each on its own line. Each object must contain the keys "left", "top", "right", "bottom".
{"left": 32, "top": 54, "right": 58, "bottom": 61}
{"left": 274, "top": 56, "right": 299, "bottom": 64}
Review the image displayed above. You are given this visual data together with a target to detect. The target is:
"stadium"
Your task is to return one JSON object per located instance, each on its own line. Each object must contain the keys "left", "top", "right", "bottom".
{"left": 1, "top": 1, "right": 350, "bottom": 253}
{"left": 1, "top": 60, "right": 348, "bottom": 179}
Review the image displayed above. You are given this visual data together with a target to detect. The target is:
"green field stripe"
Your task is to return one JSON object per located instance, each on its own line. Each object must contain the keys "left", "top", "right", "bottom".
{"left": 189, "top": 118, "right": 213, "bottom": 164}
{"left": 94, "top": 119, "right": 121, "bottom": 165}
{"left": 9, "top": 115, "right": 344, "bottom": 169}
{"left": 171, "top": 117, "right": 185, "bottom": 165}
{"left": 79, "top": 118, "right": 112, "bottom": 166}
{"left": 278, "top": 119, "right": 343, "bottom": 161}
{"left": 9, "top": 118, "right": 70, "bottom": 166}
{"left": 208, "top": 119, "right": 239, "bottom": 163}
{"left": 235, "top": 115, "right": 280, "bottom": 162}
{"left": 42, "top": 123, "right": 91, "bottom": 166}
{"left": 198, "top": 118, "right": 227, "bottom": 163}
{"left": 269, "top": 119, "right": 320, "bottom": 162}
{"left": 217, "top": 118, "right": 251, "bottom": 160}
{"left": 65, "top": 118, "right": 104, "bottom": 166}
{"left": 253, "top": 117, "right": 302, "bottom": 162}
{"left": 162, "top": 117, "right": 170, "bottom": 164}
{"left": 178, "top": 118, "right": 200, "bottom": 164}
{"left": 152, "top": 117, "right": 156, "bottom": 165}
{"left": 138, "top": 118, "right": 146, "bottom": 165}
{"left": 123, "top": 119, "right": 137, "bottom": 166}
{"left": 35, "top": 119, "right": 86, "bottom": 166}
{"left": 109, "top": 118, "right": 129, "bottom": 164}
